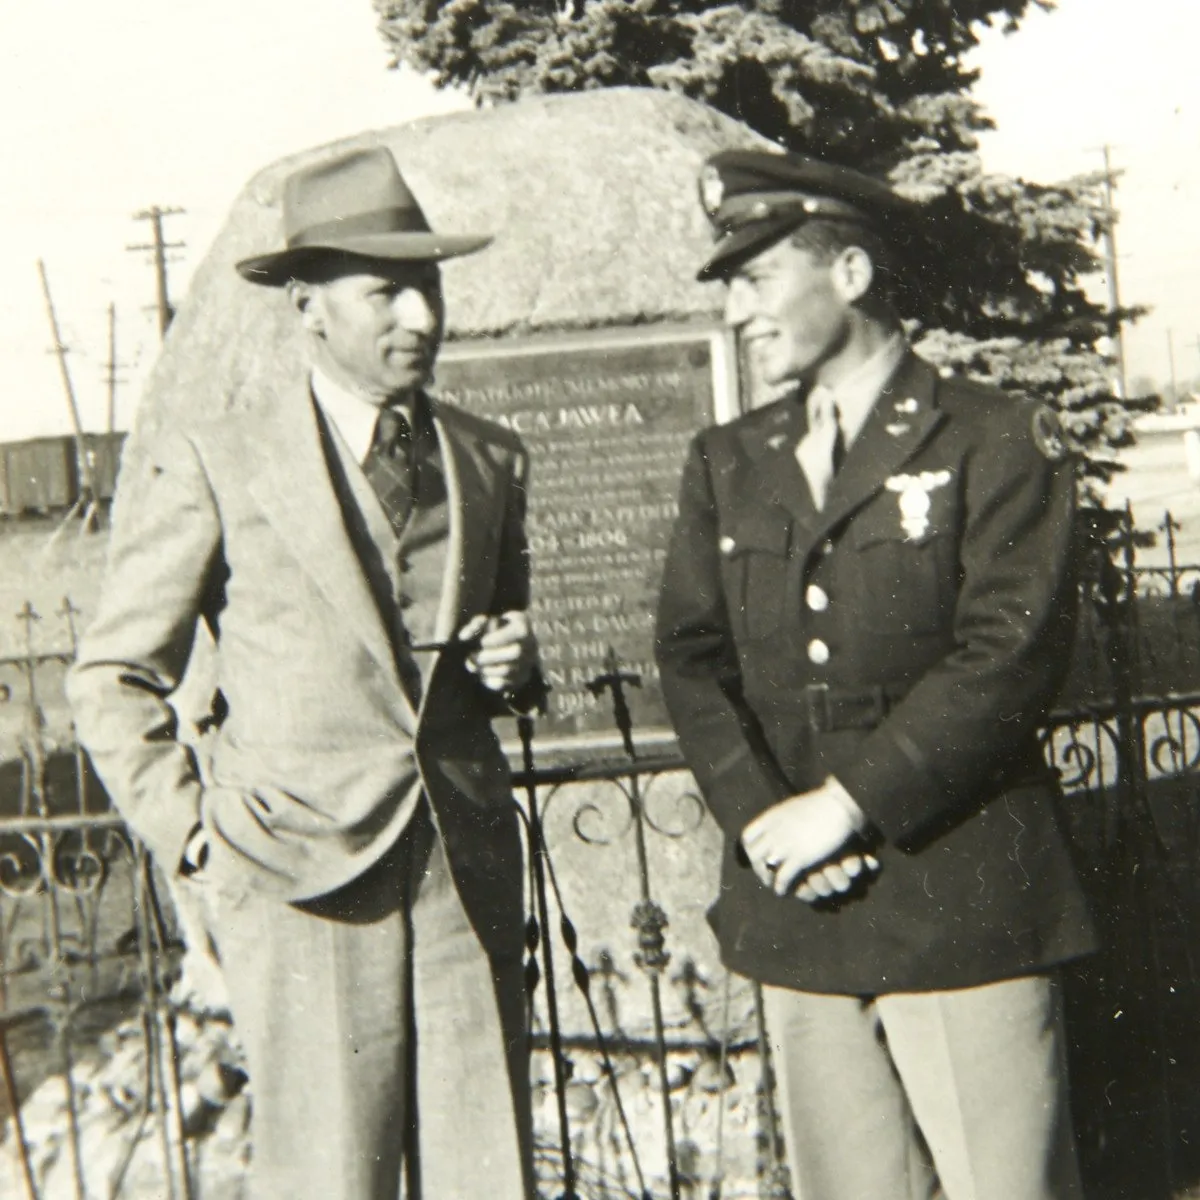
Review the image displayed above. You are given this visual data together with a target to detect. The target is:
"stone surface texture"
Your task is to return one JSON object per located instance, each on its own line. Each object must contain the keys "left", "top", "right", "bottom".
{"left": 134, "top": 87, "right": 768, "bottom": 445}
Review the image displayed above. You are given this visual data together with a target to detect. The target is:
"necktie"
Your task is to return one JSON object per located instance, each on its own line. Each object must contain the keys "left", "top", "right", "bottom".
{"left": 363, "top": 406, "right": 416, "bottom": 535}
{"left": 795, "top": 385, "right": 845, "bottom": 511}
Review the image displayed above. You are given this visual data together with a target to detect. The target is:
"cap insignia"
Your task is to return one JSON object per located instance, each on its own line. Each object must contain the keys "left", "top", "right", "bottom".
{"left": 699, "top": 166, "right": 724, "bottom": 218}
{"left": 1031, "top": 405, "right": 1069, "bottom": 462}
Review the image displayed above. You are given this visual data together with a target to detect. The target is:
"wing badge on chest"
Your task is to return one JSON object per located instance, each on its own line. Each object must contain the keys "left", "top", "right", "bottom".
{"left": 885, "top": 469, "right": 953, "bottom": 541}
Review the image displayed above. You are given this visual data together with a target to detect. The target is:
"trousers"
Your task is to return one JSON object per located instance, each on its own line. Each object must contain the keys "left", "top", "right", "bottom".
{"left": 762, "top": 972, "right": 1083, "bottom": 1200}
{"left": 199, "top": 803, "right": 532, "bottom": 1199}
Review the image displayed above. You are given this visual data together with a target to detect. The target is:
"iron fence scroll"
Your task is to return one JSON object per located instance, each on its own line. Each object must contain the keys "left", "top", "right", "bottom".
{"left": 5, "top": 505, "right": 1200, "bottom": 1197}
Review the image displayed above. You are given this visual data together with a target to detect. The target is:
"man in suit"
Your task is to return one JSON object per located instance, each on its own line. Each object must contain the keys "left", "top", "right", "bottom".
{"left": 655, "top": 149, "right": 1097, "bottom": 1199}
{"left": 68, "top": 147, "right": 542, "bottom": 1199}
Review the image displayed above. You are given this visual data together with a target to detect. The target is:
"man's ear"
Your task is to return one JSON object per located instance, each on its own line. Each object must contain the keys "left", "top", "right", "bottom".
{"left": 287, "top": 280, "right": 324, "bottom": 334}
{"left": 831, "top": 246, "right": 875, "bottom": 305}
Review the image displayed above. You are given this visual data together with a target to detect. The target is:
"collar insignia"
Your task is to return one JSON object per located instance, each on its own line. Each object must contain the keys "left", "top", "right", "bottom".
{"left": 699, "top": 165, "right": 725, "bottom": 218}
{"left": 1031, "top": 405, "right": 1069, "bottom": 462}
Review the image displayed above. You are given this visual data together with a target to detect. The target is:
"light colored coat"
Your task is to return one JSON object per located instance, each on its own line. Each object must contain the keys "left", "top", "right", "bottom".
{"left": 67, "top": 372, "right": 532, "bottom": 959}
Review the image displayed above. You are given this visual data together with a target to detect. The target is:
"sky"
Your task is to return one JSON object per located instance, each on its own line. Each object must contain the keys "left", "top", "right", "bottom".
{"left": 1, "top": 0, "right": 1196, "bottom": 441}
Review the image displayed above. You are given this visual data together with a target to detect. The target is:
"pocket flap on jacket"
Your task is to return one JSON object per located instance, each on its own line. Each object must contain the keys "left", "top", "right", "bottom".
{"left": 722, "top": 511, "right": 792, "bottom": 557}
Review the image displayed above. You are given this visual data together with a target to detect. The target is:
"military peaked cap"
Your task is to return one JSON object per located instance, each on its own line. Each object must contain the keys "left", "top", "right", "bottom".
{"left": 696, "top": 149, "right": 919, "bottom": 281}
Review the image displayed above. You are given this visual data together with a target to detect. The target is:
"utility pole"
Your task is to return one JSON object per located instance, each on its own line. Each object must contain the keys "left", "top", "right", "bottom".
{"left": 1167, "top": 329, "right": 1179, "bottom": 403}
{"left": 37, "top": 259, "right": 97, "bottom": 529}
{"left": 1097, "top": 145, "right": 1129, "bottom": 399}
{"left": 128, "top": 205, "right": 185, "bottom": 338}
{"left": 103, "top": 302, "right": 119, "bottom": 435}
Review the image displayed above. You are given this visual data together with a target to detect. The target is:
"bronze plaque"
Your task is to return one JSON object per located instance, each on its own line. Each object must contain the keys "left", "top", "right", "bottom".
{"left": 436, "top": 325, "right": 738, "bottom": 752}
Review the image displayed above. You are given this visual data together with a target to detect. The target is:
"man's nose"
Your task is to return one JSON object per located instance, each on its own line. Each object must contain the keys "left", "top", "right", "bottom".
{"left": 394, "top": 286, "right": 440, "bottom": 335}
{"left": 723, "top": 277, "right": 753, "bottom": 329}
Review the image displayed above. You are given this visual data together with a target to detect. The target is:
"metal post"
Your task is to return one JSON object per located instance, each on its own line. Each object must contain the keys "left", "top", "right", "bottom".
{"left": 0, "top": 1027, "right": 38, "bottom": 1199}
{"left": 518, "top": 715, "right": 577, "bottom": 1198}
{"left": 1163, "top": 511, "right": 1180, "bottom": 597}
{"left": 588, "top": 648, "right": 682, "bottom": 1200}
{"left": 17, "top": 603, "right": 64, "bottom": 967}
{"left": 55, "top": 1017, "right": 87, "bottom": 1200}
{"left": 133, "top": 847, "right": 190, "bottom": 1200}
{"left": 104, "top": 303, "right": 118, "bottom": 436}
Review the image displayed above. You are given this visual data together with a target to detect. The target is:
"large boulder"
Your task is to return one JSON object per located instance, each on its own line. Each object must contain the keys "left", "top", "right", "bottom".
{"left": 136, "top": 87, "right": 767, "bottom": 438}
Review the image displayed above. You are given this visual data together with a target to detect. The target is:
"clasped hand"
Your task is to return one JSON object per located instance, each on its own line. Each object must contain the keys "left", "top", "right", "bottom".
{"left": 458, "top": 611, "right": 538, "bottom": 694}
{"left": 741, "top": 778, "right": 880, "bottom": 904}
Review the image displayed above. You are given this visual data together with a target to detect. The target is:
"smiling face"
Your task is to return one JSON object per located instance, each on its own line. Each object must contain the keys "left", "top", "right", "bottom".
{"left": 289, "top": 259, "right": 444, "bottom": 403}
{"left": 723, "top": 235, "right": 871, "bottom": 389}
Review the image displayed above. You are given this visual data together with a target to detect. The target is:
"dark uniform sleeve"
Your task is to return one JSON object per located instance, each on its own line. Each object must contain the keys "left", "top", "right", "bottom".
{"left": 655, "top": 434, "right": 794, "bottom": 837}
{"left": 838, "top": 399, "right": 1078, "bottom": 843}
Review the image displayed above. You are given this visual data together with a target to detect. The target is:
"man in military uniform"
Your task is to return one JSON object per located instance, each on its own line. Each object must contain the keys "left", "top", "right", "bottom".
{"left": 655, "top": 149, "right": 1096, "bottom": 1199}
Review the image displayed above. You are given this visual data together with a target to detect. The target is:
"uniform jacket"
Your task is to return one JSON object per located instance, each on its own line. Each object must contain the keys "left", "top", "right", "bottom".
{"left": 655, "top": 351, "right": 1097, "bottom": 993}
{"left": 67, "top": 370, "right": 533, "bottom": 960}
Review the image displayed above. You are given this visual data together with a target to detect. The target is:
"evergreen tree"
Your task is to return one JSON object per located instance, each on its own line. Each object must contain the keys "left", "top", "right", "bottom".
{"left": 375, "top": 0, "right": 1148, "bottom": 498}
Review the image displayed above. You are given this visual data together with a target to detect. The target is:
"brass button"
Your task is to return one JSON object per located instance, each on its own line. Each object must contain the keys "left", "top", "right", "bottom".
{"left": 719, "top": 535, "right": 736, "bottom": 555}
{"left": 807, "top": 638, "right": 830, "bottom": 665}
{"left": 818, "top": 540, "right": 835, "bottom": 557}
{"left": 805, "top": 584, "right": 830, "bottom": 612}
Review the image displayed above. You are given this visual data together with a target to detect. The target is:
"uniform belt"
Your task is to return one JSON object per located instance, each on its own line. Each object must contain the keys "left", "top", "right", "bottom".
{"left": 802, "top": 682, "right": 907, "bottom": 733}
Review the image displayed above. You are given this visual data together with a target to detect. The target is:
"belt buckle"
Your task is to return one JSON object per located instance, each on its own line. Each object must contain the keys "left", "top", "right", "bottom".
{"left": 804, "top": 682, "right": 832, "bottom": 734}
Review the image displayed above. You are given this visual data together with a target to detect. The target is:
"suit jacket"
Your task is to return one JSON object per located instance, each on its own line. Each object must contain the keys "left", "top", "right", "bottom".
{"left": 68, "top": 371, "right": 533, "bottom": 959}
{"left": 655, "top": 352, "right": 1098, "bottom": 993}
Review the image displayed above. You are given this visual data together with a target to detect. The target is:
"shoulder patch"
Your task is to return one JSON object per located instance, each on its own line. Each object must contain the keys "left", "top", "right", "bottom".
{"left": 1031, "top": 405, "right": 1069, "bottom": 462}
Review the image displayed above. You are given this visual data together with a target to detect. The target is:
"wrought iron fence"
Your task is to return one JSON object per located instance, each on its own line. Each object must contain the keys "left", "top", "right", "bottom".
{"left": 4, "top": 509, "right": 1200, "bottom": 1198}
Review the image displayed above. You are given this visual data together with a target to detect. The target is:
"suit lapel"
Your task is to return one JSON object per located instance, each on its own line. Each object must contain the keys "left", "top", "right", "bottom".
{"left": 244, "top": 373, "right": 403, "bottom": 693}
{"left": 795, "top": 353, "right": 945, "bottom": 560}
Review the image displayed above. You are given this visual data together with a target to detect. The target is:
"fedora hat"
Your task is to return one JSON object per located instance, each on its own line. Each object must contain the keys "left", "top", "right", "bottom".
{"left": 695, "top": 149, "right": 919, "bottom": 281}
{"left": 236, "top": 146, "right": 492, "bottom": 286}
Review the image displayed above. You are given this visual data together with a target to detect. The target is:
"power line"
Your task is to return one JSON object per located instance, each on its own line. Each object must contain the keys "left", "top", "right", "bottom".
{"left": 37, "top": 259, "right": 98, "bottom": 531}
{"left": 101, "top": 302, "right": 129, "bottom": 435}
{"left": 127, "top": 206, "right": 186, "bottom": 338}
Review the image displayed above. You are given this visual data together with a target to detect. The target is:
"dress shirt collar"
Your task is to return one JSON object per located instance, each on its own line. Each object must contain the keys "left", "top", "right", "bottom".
{"left": 813, "top": 332, "right": 908, "bottom": 448}
{"left": 310, "top": 368, "right": 419, "bottom": 466}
